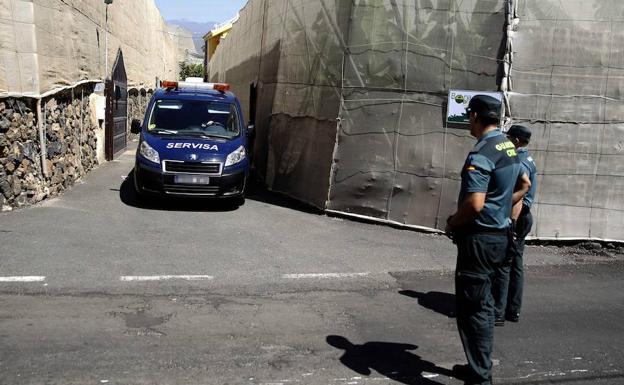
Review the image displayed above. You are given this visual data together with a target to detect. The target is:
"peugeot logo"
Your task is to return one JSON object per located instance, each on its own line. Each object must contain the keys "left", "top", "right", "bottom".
{"left": 188, "top": 154, "right": 198, "bottom": 161}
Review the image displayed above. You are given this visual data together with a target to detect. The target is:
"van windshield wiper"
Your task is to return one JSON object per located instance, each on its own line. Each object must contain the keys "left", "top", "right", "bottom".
{"left": 182, "top": 131, "right": 232, "bottom": 140}
{"left": 150, "top": 128, "right": 178, "bottom": 135}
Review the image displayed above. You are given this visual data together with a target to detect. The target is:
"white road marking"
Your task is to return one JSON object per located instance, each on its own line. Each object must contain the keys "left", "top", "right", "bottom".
{"left": 282, "top": 273, "right": 370, "bottom": 279}
{"left": 332, "top": 378, "right": 397, "bottom": 382}
{"left": 120, "top": 275, "right": 214, "bottom": 282}
{"left": 0, "top": 276, "right": 46, "bottom": 282}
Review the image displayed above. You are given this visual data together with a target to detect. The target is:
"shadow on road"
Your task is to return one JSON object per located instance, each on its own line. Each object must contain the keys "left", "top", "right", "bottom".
{"left": 244, "top": 174, "right": 322, "bottom": 215}
{"left": 117, "top": 169, "right": 240, "bottom": 212}
{"left": 400, "top": 290, "right": 456, "bottom": 318}
{"left": 326, "top": 335, "right": 453, "bottom": 385}
{"left": 117, "top": 167, "right": 323, "bottom": 214}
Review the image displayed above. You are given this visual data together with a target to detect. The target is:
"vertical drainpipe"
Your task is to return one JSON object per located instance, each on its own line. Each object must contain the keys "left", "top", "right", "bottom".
{"left": 36, "top": 98, "right": 48, "bottom": 178}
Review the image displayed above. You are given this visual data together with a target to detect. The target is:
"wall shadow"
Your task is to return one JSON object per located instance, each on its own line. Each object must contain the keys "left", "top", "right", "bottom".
{"left": 118, "top": 169, "right": 240, "bottom": 212}
{"left": 326, "top": 335, "right": 453, "bottom": 385}
{"left": 244, "top": 173, "right": 323, "bottom": 215}
{"left": 399, "top": 290, "right": 456, "bottom": 318}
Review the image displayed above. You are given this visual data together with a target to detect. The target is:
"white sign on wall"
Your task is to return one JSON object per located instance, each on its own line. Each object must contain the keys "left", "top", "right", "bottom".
{"left": 447, "top": 90, "right": 503, "bottom": 125}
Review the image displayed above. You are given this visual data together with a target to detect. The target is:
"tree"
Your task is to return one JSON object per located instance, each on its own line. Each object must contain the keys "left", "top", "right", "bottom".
{"left": 179, "top": 61, "right": 204, "bottom": 80}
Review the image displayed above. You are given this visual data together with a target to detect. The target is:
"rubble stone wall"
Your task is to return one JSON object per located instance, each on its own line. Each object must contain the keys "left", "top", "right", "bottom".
{"left": 127, "top": 89, "right": 153, "bottom": 141}
{"left": 0, "top": 83, "right": 100, "bottom": 210}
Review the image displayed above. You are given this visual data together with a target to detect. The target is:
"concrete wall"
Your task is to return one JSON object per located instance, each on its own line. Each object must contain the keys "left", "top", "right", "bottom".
{"left": 0, "top": 0, "right": 179, "bottom": 96}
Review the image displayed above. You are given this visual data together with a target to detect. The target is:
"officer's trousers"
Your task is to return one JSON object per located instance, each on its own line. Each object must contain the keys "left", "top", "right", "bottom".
{"left": 493, "top": 209, "right": 533, "bottom": 318}
{"left": 455, "top": 231, "right": 508, "bottom": 385}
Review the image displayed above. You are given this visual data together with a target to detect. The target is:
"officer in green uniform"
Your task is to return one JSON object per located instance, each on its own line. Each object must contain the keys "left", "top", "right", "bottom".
{"left": 493, "top": 125, "right": 537, "bottom": 325}
{"left": 445, "top": 95, "right": 531, "bottom": 385}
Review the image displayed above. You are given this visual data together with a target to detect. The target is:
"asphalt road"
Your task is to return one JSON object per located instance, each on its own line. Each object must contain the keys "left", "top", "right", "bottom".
{"left": 1, "top": 147, "right": 623, "bottom": 384}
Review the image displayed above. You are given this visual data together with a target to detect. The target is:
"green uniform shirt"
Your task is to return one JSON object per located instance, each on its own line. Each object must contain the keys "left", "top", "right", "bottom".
{"left": 518, "top": 147, "right": 537, "bottom": 208}
{"left": 458, "top": 130, "right": 522, "bottom": 230}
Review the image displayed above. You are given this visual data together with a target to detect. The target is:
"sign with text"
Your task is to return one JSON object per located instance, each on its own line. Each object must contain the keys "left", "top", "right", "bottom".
{"left": 447, "top": 90, "right": 503, "bottom": 125}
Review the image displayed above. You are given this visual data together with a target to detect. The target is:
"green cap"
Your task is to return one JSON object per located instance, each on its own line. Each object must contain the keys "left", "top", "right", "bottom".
{"left": 466, "top": 95, "right": 501, "bottom": 120}
{"left": 508, "top": 124, "right": 532, "bottom": 142}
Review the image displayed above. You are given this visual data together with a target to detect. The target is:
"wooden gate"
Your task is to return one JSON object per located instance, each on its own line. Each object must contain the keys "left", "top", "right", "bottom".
{"left": 105, "top": 49, "right": 128, "bottom": 161}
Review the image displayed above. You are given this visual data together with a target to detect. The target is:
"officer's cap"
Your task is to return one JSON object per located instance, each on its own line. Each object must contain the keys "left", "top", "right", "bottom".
{"left": 507, "top": 124, "right": 532, "bottom": 143}
{"left": 466, "top": 95, "right": 501, "bottom": 120}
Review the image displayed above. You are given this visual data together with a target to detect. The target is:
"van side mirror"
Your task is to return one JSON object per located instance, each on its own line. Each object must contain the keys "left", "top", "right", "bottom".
{"left": 130, "top": 119, "right": 142, "bottom": 134}
{"left": 246, "top": 124, "right": 255, "bottom": 137}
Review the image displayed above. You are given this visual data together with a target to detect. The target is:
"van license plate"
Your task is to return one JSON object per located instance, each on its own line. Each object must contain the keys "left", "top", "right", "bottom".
{"left": 174, "top": 175, "right": 210, "bottom": 185}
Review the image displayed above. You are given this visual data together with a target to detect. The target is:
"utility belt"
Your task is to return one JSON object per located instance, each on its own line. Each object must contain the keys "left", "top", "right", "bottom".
{"left": 454, "top": 224, "right": 510, "bottom": 236}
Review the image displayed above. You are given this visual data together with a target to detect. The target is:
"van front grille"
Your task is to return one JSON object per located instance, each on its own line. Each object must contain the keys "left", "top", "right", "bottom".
{"left": 163, "top": 161, "right": 221, "bottom": 175}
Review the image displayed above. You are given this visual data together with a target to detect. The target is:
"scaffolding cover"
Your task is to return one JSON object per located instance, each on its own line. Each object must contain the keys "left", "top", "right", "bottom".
{"left": 0, "top": 0, "right": 179, "bottom": 96}
{"left": 509, "top": 0, "right": 624, "bottom": 240}
{"left": 211, "top": 0, "right": 624, "bottom": 241}
{"left": 211, "top": 0, "right": 349, "bottom": 208}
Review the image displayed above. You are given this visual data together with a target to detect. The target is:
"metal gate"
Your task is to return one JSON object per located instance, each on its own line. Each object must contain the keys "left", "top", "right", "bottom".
{"left": 105, "top": 49, "right": 128, "bottom": 161}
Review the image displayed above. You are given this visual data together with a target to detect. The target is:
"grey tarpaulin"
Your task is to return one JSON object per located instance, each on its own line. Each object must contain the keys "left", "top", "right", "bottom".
{"left": 509, "top": 0, "right": 624, "bottom": 240}
{"left": 329, "top": 0, "right": 504, "bottom": 232}
{"left": 210, "top": 0, "right": 350, "bottom": 208}
{"left": 210, "top": 0, "right": 624, "bottom": 242}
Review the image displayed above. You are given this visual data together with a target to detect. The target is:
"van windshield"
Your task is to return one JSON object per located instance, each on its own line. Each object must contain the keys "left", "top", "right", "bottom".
{"left": 148, "top": 100, "right": 241, "bottom": 139}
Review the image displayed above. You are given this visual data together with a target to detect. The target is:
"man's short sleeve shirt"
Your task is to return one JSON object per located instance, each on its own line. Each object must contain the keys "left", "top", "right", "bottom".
{"left": 518, "top": 147, "right": 538, "bottom": 208}
{"left": 458, "top": 130, "right": 521, "bottom": 230}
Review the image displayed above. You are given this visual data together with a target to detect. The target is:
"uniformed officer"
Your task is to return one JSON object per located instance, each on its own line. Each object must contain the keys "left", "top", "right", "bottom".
{"left": 445, "top": 95, "right": 530, "bottom": 385}
{"left": 493, "top": 125, "right": 537, "bottom": 325}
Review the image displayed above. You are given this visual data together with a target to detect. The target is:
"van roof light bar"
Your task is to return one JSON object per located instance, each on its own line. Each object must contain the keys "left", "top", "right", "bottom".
{"left": 160, "top": 80, "right": 230, "bottom": 93}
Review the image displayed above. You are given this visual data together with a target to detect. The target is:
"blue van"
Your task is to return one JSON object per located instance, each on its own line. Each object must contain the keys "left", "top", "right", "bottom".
{"left": 130, "top": 81, "right": 252, "bottom": 204}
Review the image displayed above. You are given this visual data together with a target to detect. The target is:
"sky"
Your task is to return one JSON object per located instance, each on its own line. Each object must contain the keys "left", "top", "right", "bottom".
{"left": 154, "top": 0, "right": 248, "bottom": 23}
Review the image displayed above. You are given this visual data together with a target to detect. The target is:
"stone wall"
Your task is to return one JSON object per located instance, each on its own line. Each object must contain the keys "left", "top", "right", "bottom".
{"left": 0, "top": 84, "right": 100, "bottom": 211}
{"left": 127, "top": 88, "right": 153, "bottom": 141}
{"left": 0, "top": 98, "right": 40, "bottom": 209}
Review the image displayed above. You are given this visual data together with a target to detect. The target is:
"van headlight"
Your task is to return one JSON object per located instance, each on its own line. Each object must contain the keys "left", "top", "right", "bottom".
{"left": 225, "top": 145, "right": 246, "bottom": 167}
{"left": 139, "top": 141, "right": 160, "bottom": 164}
